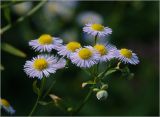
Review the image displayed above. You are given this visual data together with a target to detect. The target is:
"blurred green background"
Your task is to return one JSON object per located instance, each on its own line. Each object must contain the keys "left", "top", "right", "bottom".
{"left": 1, "top": 1, "right": 159, "bottom": 116}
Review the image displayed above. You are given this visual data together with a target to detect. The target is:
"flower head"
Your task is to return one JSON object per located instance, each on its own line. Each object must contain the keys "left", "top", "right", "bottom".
{"left": 83, "top": 23, "right": 112, "bottom": 38}
{"left": 57, "top": 41, "right": 81, "bottom": 58}
{"left": 114, "top": 48, "right": 139, "bottom": 65}
{"left": 44, "top": 1, "right": 77, "bottom": 20}
{"left": 24, "top": 55, "right": 66, "bottom": 79}
{"left": 70, "top": 46, "right": 100, "bottom": 68}
{"left": 29, "top": 34, "right": 63, "bottom": 52}
{"left": 0, "top": 98, "right": 15, "bottom": 114}
{"left": 77, "top": 11, "right": 103, "bottom": 26}
{"left": 94, "top": 43, "right": 117, "bottom": 62}
{"left": 12, "top": 2, "right": 32, "bottom": 16}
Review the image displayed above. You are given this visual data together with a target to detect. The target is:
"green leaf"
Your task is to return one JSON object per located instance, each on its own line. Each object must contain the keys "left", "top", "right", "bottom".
{"left": 82, "top": 80, "right": 95, "bottom": 88}
{"left": 38, "top": 101, "right": 51, "bottom": 106}
{"left": 32, "top": 80, "right": 40, "bottom": 96}
{"left": 4, "top": 7, "right": 11, "bottom": 24}
{"left": 0, "top": 64, "right": 4, "bottom": 71}
{"left": 104, "top": 69, "right": 117, "bottom": 77}
{"left": 1, "top": 43, "right": 26, "bottom": 58}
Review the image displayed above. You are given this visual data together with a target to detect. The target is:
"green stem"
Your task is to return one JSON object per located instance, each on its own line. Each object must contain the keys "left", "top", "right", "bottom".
{"left": 42, "top": 79, "right": 56, "bottom": 99}
{"left": 94, "top": 33, "right": 98, "bottom": 45}
{"left": 28, "top": 95, "right": 40, "bottom": 117}
{"left": 0, "top": 0, "right": 47, "bottom": 35}
{"left": 28, "top": 77, "right": 46, "bottom": 116}
{"left": 73, "top": 89, "right": 93, "bottom": 115}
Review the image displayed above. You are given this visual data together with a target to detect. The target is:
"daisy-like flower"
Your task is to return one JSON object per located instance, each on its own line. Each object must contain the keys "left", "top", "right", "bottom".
{"left": 57, "top": 41, "right": 81, "bottom": 58}
{"left": 70, "top": 46, "right": 100, "bottom": 68}
{"left": 24, "top": 55, "right": 66, "bottom": 79}
{"left": 77, "top": 11, "right": 103, "bottom": 26}
{"left": 0, "top": 98, "right": 15, "bottom": 114}
{"left": 29, "top": 34, "right": 63, "bottom": 52}
{"left": 114, "top": 48, "right": 139, "bottom": 65}
{"left": 94, "top": 43, "right": 117, "bottom": 62}
{"left": 83, "top": 23, "right": 112, "bottom": 38}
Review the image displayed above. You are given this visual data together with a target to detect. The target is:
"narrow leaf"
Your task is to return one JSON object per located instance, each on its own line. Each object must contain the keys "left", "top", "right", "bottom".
{"left": 32, "top": 80, "right": 40, "bottom": 96}
{"left": 1, "top": 43, "right": 26, "bottom": 58}
{"left": 4, "top": 7, "right": 11, "bottom": 24}
{"left": 38, "top": 101, "right": 51, "bottom": 106}
{"left": 104, "top": 69, "right": 117, "bottom": 77}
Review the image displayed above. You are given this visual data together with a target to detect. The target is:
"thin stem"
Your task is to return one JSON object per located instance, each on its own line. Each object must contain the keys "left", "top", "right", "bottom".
{"left": 1, "top": 0, "right": 47, "bottom": 35}
{"left": 73, "top": 89, "right": 93, "bottom": 115}
{"left": 42, "top": 79, "right": 56, "bottom": 99}
{"left": 28, "top": 95, "right": 40, "bottom": 117}
{"left": 28, "top": 77, "right": 46, "bottom": 116}
{"left": 94, "top": 33, "right": 98, "bottom": 45}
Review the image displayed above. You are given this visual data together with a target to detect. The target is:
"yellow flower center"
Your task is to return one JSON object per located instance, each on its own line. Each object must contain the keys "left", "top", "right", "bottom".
{"left": 0, "top": 99, "right": 10, "bottom": 107}
{"left": 38, "top": 34, "right": 53, "bottom": 45}
{"left": 94, "top": 44, "right": 107, "bottom": 56}
{"left": 33, "top": 58, "right": 48, "bottom": 71}
{"left": 91, "top": 24, "right": 104, "bottom": 31}
{"left": 66, "top": 42, "right": 81, "bottom": 52}
{"left": 120, "top": 48, "right": 132, "bottom": 58}
{"left": 78, "top": 48, "right": 92, "bottom": 60}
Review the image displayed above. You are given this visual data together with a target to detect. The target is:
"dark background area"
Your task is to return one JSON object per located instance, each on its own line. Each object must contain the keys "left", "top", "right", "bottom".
{"left": 1, "top": 1, "right": 159, "bottom": 116}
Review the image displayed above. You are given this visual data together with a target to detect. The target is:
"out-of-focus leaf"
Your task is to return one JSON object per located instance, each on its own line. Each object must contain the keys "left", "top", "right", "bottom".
{"left": 101, "top": 84, "right": 108, "bottom": 90}
{"left": 1, "top": 43, "right": 26, "bottom": 58}
{"left": 82, "top": 80, "right": 95, "bottom": 88}
{"left": 104, "top": 69, "right": 117, "bottom": 78}
{"left": 4, "top": 7, "right": 11, "bottom": 24}
{"left": 38, "top": 101, "right": 51, "bottom": 106}
{"left": 33, "top": 80, "right": 40, "bottom": 96}
{"left": 0, "top": 64, "right": 4, "bottom": 70}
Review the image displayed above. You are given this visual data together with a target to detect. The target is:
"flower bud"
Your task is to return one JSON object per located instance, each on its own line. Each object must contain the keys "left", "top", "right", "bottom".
{"left": 101, "top": 84, "right": 108, "bottom": 90}
{"left": 96, "top": 90, "right": 108, "bottom": 100}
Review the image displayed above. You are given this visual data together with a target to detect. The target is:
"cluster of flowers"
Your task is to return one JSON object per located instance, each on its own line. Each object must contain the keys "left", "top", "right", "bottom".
{"left": 24, "top": 23, "right": 139, "bottom": 79}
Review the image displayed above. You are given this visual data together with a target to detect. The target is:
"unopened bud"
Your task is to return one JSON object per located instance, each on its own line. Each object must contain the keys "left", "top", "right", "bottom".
{"left": 96, "top": 90, "right": 108, "bottom": 100}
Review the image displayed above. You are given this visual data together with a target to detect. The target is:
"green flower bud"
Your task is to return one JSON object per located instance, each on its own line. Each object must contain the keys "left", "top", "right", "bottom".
{"left": 96, "top": 90, "right": 108, "bottom": 100}
{"left": 101, "top": 84, "right": 108, "bottom": 90}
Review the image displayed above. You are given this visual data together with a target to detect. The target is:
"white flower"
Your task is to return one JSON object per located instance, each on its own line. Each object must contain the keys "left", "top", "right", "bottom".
{"left": 96, "top": 90, "right": 108, "bottom": 100}
{"left": 83, "top": 23, "right": 112, "bottom": 38}
{"left": 57, "top": 41, "right": 81, "bottom": 58}
{"left": 94, "top": 43, "right": 117, "bottom": 62}
{"left": 77, "top": 11, "right": 103, "bottom": 26}
{"left": 43, "top": 1, "right": 77, "bottom": 20}
{"left": 24, "top": 55, "right": 66, "bottom": 79}
{"left": 29, "top": 34, "right": 63, "bottom": 52}
{"left": 61, "top": 29, "right": 78, "bottom": 43}
{"left": 114, "top": 48, "right": 139, "bottom": 65}
{"left": 70, "top": 46, "right": 100, "bottom": 68}
{"left": 12, "top": 2, "right": 32, "bottom": 16}
{"left": 0, "top": 98, "right": 15, "bottom": 115}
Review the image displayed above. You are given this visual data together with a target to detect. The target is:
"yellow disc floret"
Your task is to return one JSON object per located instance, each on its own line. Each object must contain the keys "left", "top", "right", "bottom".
{"left": 91, "top": 24, "right": 104, "bottom": 31}
{"left": 120, "top": 48, "right": 132, "bottom": 58}
{"left": 38, "top": 34, "right": 53, "bottom": 45}
{"left": 0, "top": 99, "right": 10, "bottom": 107}
{"left": 94, "top": 44, "right": 107, "bottom": 56}
{"left": 66, "top": 42, "right": 81, "bottom": 52}
{"left": 34, "top": 58, "right": 48, "bottom": 70}
{"left": 78, "top": 48, "right": 92, "bottom": 60}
